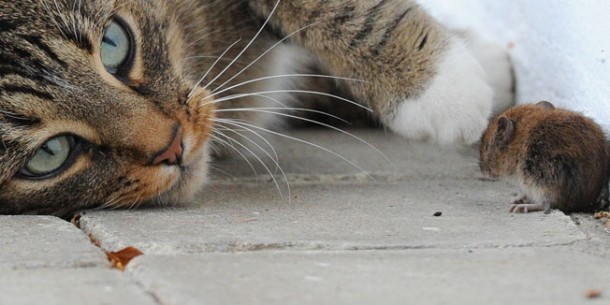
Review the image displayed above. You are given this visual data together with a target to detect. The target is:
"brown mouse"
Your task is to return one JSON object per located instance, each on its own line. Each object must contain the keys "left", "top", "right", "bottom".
{"left": 479, "top": 101, "right": 610, "bottom": 214}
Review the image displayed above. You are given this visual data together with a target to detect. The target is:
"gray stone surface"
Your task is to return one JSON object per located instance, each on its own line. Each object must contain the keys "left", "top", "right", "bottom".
{"left": 0, "top": 216, "right": 107, "bottom": 270}
{"left": 0, "top": 216, "right": 158, "bottom": 305}
{"left": 0, "top": 269, "right": 158, "bottom": 305}
{"left": 3, "top": 130, "right": 610, "bottom": 305}
{"left": 78, "top": 183, "right": 585, "bottom": 254}
{"left": 78, "top": 130, "right": 586, "bottom": 254}
{"left": 210, "top": 129, "right": 476, "bottom": 178}
{"left": 127, "top": 249, "right": 610, "bottom": 305}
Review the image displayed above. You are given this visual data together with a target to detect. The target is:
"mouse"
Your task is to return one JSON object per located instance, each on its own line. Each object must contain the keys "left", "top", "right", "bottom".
{"left": 479, "top": 101, "right": 610, "bottom": 214}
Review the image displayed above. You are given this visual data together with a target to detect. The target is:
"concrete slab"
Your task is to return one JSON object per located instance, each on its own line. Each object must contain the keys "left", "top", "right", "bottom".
{"left": 126, "top": 249, "right": 610, "bottom": 305}
{"left": 62, "top": 129, "right": 606, "bottom": 305}
{"left": 0, "top": 268, "right": 158, "bottom": 305}
{"left": 0, "top": 216, "right": 107, "bottom": 270}
{"left": 78, "top": 131, "right": 587, "bottom": 254}
{"left": 569, "top": 213, "right": 610, "bottom": 259}
{"left": 78, "top": 181, "right": 585, "bottom": 254}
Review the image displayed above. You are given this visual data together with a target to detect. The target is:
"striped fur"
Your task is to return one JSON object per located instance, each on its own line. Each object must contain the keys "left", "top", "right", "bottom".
{"left": 0, "top": 0, "right": 512, "bottom": 215}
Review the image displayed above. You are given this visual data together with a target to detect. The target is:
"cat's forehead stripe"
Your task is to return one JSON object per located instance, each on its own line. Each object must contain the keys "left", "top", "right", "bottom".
{"left": 0, "top": 19, "right": 24, "bottom": 33}
{"left": 0, "top": 111, "right": 40, "bottom": 127}
{"left": 18, "top": 34, "right": 69, "bottom": 68}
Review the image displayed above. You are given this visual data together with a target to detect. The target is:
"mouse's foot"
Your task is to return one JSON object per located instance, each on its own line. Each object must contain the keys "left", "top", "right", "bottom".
{"left": 511, "top": 195, "right": 529, "bottom": 206}
{"left": 509, "top": 202, "right": 545, "bottom": 213}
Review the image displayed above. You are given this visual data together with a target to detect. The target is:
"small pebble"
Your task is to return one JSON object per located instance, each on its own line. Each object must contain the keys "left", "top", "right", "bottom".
{"left": 585, "top": 289, "right": 602, "bottom": 299}
{"left": 433, "top": 211, "right": 442, "bottom": 217}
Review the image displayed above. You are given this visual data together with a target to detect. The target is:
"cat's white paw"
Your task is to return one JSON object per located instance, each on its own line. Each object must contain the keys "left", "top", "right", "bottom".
{"left": 461, "top": 32, "right": 515, "bottom": 115}
{"left": 390, "top": 37, "right": 493, "bottom": 146}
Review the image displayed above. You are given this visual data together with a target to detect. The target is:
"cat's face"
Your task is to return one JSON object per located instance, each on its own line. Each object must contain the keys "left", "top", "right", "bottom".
{"left": 0, "top": 0, "right": 214, "bottom": 215}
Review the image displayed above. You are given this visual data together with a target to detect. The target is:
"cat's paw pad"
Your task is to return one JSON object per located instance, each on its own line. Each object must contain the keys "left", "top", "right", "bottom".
{"left": 390, "top": 37, "right": 493, "bottom": 146}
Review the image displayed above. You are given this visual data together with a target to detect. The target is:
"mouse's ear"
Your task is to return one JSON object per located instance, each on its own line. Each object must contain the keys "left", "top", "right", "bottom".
{"left": 536, "top": 101, "right": 555, "bottom": 111}
{"left": 494, "top": 117, "right": 516, "bottom": 146}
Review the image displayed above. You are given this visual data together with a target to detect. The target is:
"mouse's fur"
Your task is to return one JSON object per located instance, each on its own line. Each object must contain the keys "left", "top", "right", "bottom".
{"left": 480, "top": 101, "right": 610, "bottom": 213}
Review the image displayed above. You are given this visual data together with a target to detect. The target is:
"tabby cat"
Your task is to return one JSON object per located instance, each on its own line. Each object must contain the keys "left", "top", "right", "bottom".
{"left": 0, "top": 0, "right": 513, "bottom": 215}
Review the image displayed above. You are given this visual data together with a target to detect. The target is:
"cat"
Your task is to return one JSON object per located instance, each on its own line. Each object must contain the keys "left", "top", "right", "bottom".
{"left": 0, "top": 0, "right": 513, "bottom": 215}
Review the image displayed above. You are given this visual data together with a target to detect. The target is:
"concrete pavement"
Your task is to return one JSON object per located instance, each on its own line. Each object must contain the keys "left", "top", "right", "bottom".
{"left": 1, "top": 129, "right": 609, "bottom": 305}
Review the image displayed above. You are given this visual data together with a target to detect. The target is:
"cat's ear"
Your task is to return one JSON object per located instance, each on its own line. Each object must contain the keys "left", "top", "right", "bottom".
{"left": 493, "top": 117, "right": 515, "bottom": 146}
{"left": 536, "top": 100, "right": 555, "bottom": 111}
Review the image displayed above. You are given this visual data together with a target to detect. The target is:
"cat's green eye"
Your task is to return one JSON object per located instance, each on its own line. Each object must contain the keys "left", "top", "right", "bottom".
{"left": 101, "top": 19, "right": 133, "bottom": 74}
{"left": 19, "top": 136, "right": 80, "bottom": 179}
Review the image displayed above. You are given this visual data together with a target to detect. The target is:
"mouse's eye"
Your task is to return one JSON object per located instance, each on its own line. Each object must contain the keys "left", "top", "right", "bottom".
{"left": 101, "top": 18, "right": 133, "bottom": 74}
{"left": 19, "top": 135, "right": 81, "bottom": 179}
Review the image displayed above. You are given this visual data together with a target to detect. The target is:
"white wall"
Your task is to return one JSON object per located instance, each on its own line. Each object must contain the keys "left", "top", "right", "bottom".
{"left": 419, "top": 0, "right": 610, "bottom": 133}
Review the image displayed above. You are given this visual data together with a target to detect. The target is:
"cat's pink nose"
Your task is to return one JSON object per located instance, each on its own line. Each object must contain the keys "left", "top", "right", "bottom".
{"left": 152, "top": 127, "right": 184, "bottom": 166}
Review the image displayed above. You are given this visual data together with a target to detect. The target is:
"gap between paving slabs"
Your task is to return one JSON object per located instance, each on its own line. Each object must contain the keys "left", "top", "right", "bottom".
{"left": 68, "top": 215, "right": 164, "bottom": 305}
{"left": 0, "top": 215, "right": 162, "bottom": 305}
{"left": 73, "top": 177, "right": 597, "bottom": 257}
{"left": 67, "top": 182, "right": 610, "bottom": 266}
{"left": 71, "top": 215, "right": 144, "bottom": 271}
{"left": 66, "top": 190, "right": 610, "bottom": 305}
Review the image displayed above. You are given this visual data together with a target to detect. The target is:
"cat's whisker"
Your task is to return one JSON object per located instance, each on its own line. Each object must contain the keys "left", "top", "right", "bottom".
{"left": 185, "top": 55, "right": 242, "bottom": 63}
{"left": 213, "top": 118, "right": 375, "bottom": 182}
{"left": 208, "top": 133, "right": 232, "bottom": 156}
{"left": 100, "top": 192, "right": 126, "bottom": 210}
{"left": 95, "top": 197, "right": 115, "bottom": 211}
{"left": 188, "top": 39, "right": 242, "bottom": 100}
{"left": 219, "top": 127, "right": 283, "bottom": 178}
{"left": 213, "top": 128, "right": 271, "bottom": 176}
{"left": 126, "top": 198, "right": 136, "bottom": 210}
{"left": 205, "top": 89, "right": 373, "bottom": 112}
{"left": 112, "top": 192, "right": 141, "bottom": 211}
{"left": 214, "top": 122, "right": 281, "bottom": 174}
{"left": 212, "top": 123, "right": 288, "bottom": 199}
{"left": 215, "top": 108, "right": 391, "bottom": 164}
{"left": 208, "top": 164, "right": 236, "bottom": 179}
{"left": 211, "top": 132, "right": 259, "bottom": 176}
{"left": 214, "top": 128, "right": 279, "bottom": 172}
{"left": 215, "top": 106, "right": 350, "bottom": 125}
{"left": 211, "top": 22, "right": 319, "bottom": 95}
{"left": 209, "top": 134, "right": 244, "bottom": 158}
{"left": 212, "top": 10, "right": 326, "bottom": 93}
{"left": 117, "top": 195, "right": 133, "bottom": 210}
{"left": 205, "top": 73, "right": 365, "bottom": 102}
{"left": 128, "top": 194, "right": 142, "bottom": 210}
{"left": 198, "top": 91, "right": 290, "bottom": 111}
{"left": 156, "top": 189, "right": 167, "bottom": 207}
{"left": 110, "top": 196, "right": 127, "bottom": 210}
{"left": 100, "top": 194, "right": 123, "bottom": 210}
{"left": 213, "top": 118, "right": 280, "bottom": 165}
{"left": 200, "top": 0, "right": 283, "bottom": 92}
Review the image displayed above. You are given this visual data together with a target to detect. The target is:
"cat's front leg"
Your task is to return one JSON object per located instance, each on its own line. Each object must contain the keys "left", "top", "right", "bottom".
{"left": 248, "top": 0, "right": 511, "bottom": 146}
{"left": 389, "top": 36, "right": 494, "bottom": 146}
